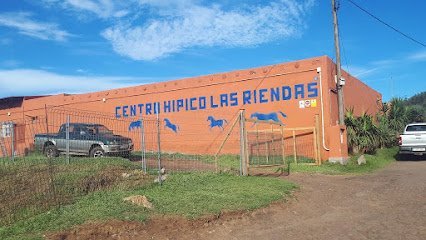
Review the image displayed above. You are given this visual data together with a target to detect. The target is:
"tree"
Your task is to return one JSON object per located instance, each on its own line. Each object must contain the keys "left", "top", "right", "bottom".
{"left": 344, "top": 92, "right": 425, "bottom": 155}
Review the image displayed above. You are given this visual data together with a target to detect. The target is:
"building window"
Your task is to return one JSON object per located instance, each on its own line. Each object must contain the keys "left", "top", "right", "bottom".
{"left": 1, "top": 123, "right": 13, "bottom": 138}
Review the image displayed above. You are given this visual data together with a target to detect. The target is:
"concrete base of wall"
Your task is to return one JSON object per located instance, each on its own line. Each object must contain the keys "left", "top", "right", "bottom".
{"left": 328, "top": 157, "right": 349, "bottom": 165}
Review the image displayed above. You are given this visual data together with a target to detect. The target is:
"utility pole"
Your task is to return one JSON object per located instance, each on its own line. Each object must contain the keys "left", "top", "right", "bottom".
{"left": 332, "top": 0, "right": 345, "bottom": 125}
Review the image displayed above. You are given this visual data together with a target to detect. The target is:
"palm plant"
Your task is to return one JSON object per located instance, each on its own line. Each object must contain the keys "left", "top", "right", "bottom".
{"left": 345, "top": 94, "right": 425, "bottom": 155}
{"left": 375, "top": 114, "right": 396, "bottom": 148}
{"left": 387, "top": 98, "right": 408, "bottom": 134}
{"left": 345, "top": 109, "right": 380, "bottom": 154}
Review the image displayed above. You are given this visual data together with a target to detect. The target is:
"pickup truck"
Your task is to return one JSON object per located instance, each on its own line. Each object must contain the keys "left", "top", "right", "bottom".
{"left": 398, "top": 123, "right": 426, "bottom": 156}
{"left": 35, "top": 123, "right": 133, "bottom": 158}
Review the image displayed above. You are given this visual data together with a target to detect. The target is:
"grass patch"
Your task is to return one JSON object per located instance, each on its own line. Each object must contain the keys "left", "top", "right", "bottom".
{"left": 0, "top": 156, "right": 144, "bottom": 226}
{"left": 290, "top": 147, "right": 398, "bottom": 175}
{"left": 0, "top": 172, "right": 296, "bottom": 240}
{"left": 131, "top": 151, "right": 241, "bottom": 173}
{"left": 143, "top": 172, "right": 296, "bottom": 218}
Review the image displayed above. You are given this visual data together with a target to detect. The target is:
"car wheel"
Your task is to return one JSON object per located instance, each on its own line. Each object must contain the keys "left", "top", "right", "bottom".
{"left": 90, "top": 146, "right": 105, "bottom": 158}
{"left": 45, "top": 145, "right": 58, "bottom": 158}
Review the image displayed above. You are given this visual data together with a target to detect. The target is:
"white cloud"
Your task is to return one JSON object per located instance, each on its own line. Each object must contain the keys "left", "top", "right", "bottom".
{"left": 76, "top": 68, "right": 88, "bottom": 73}
{"left": 43, "top": 0, "right": 133, "bottom": 19}
{"left": 407, "top": 50, "right": 426, "bottom": 61}
{"left": 102, "top": 0, "right": 315, "bottom": 61}
{"left": 0, "top": 12, "right": 72, "bottom": 41}
{"left": 0, "top": 69, "right": 154, "bottom": 98}
{"left": 344, "top": 65, "right": 379, "bottom": 78}
{"left": 349, "top": 50, "right": 426, "bottom": 79}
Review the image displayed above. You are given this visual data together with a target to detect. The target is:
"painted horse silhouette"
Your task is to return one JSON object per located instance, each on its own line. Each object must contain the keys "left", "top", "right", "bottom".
{"left": 129, "top": 120, "right": 142, "bottom": 131}
{"left": 207, "top": 116, "right": 227, "bottom": 130}
{"left": 250, "top": 111, "right": 287, "bottom": 124}
{"left": 164, "top": 118, "right": 179, "bottom": 133}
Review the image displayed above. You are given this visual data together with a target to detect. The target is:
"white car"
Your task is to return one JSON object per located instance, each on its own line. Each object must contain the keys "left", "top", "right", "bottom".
{"left": 398, "top": 123, "right": 426, "bottom": 156}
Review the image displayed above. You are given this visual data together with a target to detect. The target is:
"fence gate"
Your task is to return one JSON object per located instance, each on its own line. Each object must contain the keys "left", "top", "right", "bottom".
{"left": 245, "top": 118, "right": 287, "bottom": 175}
{"left": 244, "top": 113, "right": 321, "bottom": 175}
{"left": 213, "top": 110, "right": 322, "bottom": 176}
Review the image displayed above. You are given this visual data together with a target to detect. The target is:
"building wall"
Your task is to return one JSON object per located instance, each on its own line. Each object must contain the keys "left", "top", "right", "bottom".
{"left": 0, "top": 56, "right": 381, "bottom": 161}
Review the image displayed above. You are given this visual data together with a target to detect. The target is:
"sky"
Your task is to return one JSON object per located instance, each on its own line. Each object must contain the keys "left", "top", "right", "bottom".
{"left": 0, "top": 0, "right": 425, "bottom": 101}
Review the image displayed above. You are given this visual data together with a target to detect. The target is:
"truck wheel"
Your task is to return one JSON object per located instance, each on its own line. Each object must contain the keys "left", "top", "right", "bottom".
{"left": 121, "top": 151, "right": 130, "bottom": 159}
{"left": 45, "top": 145, "right": 58, "bottom": 158}
{"left": 90, "top": 146, "right": 105, "bottom": 158}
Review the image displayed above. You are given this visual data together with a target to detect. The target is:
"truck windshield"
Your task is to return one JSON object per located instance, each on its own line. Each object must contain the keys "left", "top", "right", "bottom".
{"left": 95, "top": 125, "right": 113, "bottom": 134}
{"left": 406, "top": 125, "right": 426, "bottom": 132}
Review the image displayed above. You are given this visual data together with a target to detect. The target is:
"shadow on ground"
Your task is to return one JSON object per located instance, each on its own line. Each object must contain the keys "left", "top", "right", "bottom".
{"left": 395, "top": 154, "right": 426, "bottom": 161}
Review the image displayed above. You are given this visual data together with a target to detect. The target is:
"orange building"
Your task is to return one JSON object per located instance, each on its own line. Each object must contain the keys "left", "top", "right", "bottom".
{"left": 0, "top": 56, "right": 381, "bottom": 162}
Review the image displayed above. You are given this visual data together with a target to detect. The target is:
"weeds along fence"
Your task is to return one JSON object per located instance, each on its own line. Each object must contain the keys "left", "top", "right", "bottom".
{"left": 0, "top": 107, "right": 152, "bottom": 226}
{"left": 0, "top": 106, "right": 236, "bottom": 225}
{"left": 0, "top": 107, "right": 320, "bottom": 226}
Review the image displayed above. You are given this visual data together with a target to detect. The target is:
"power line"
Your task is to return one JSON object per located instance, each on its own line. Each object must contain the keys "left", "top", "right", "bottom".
{"left": 345, "top": 0, "right": 426, "bottom": 47}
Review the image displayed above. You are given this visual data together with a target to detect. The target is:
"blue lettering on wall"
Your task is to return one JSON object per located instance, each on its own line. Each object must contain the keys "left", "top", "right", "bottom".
{"left": 190, "top": 97, "right": 197, "bottom": 110}
{"left": 123, "top": 105, "right": 129, "bottom": 117}
{"left": 177, "top": 99, "right": 184, "bottom": 112}
{"left": 199, "top": 96, "right": 206, "bottom": 109}
{"left": 164, "top": 101, "right": 171, "bottom": 113}
{"left": 259, "top": 89, "right": 268, "bottom": 103}
{"left": 243, "top": 90, "right": 251, "bottom": 105}
{"left": 138, "top": 104, "right": 144, "bottom": 114}
{"left": 230, "top": 92, "right": 238, "bottom": 106}
{"left": 294, "top": 84, "right": 304, "bottom": 99}
{"left": 130, "top": 105, "right": 137, "bottom": 116}
{"left": 114, "top": 80, "right": 319, "bottom": 118}
{"left": 282, "top": 86, "right": 291, "bottom": 100}
{"left": 185, "top": 99, "right": 189, "bottom": 111}
{"left": 153, "top": 102, "right": 159, "bottom": 114}
{"left": 220, "top": 93, "right": 228, "bottom": 107}
{"left": 115, "top": 106, "right": 121, "bottom": 118}
{"left": 271, "top": 87, "right": 280, "bottom": 102}
{"left": 210, "top": 96, "right": 218, "bottom": 108}
{"left": 145, "top": 103, "right": 152, "bottom": 115}
{"left": 172, "top": 100, "right": 176, "bottom": 112}
{"left": 307, "top": 82, "right": 318, "bottom": 98}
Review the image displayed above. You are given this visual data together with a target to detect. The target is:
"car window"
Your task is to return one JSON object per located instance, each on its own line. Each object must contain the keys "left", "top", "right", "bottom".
{"left": 86, "top": 126, "right": 96, "bottom": 135}
{"left": 406, "top": 125, "right": 426, "bottom": 132}
{"left": 59, "top": 125, "right": 75, "bottom": 133}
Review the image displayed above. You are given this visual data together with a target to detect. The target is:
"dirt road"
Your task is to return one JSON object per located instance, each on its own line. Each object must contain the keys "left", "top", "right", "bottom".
{"left": 54, "top": 160, "right": 426, "bottom": 240}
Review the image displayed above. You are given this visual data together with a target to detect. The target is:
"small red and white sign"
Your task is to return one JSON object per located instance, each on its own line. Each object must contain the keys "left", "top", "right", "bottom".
{"left": 299, "top": 99, "right": 318, "bottom": 108}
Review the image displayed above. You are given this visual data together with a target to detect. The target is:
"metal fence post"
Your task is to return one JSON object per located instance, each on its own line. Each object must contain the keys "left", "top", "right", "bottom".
{"left": 0, "top": 126, "right": 7, "bottom": 158}
{"left": 156, "top": 112, "right": 162, "bottom": 184}
{"left": 66, "top": 115, "right": 70, "bottom": 164}
{"left": 292, "top": 130, "right": 297, "bottom": 164}
{"left": 239, "top": 110, "right": 248, "bottom": 176}
{"left": 140, "top": 115, "right": 147, "bottom": 173}
{"left": 265, "top": 131, "right": 269, "bottom": 164}
{"left": 11, "top": 122, "right": 15, "bottom": 162}
{"left": 45, "top": 105, "right": 49, "bottom": 135}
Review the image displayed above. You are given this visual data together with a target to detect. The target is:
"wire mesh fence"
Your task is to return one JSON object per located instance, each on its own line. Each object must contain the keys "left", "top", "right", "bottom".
{"left": 245, "top": 118, "right": 289, "bottom": 175}
{"left": 0, "top": 107, "right": 152, "bottom": 226}
{"left": 0, "top": 107, "right": 240, "bottom": 225}
{"left": 0, "top": 107, "right": 320, "bottom": 226}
